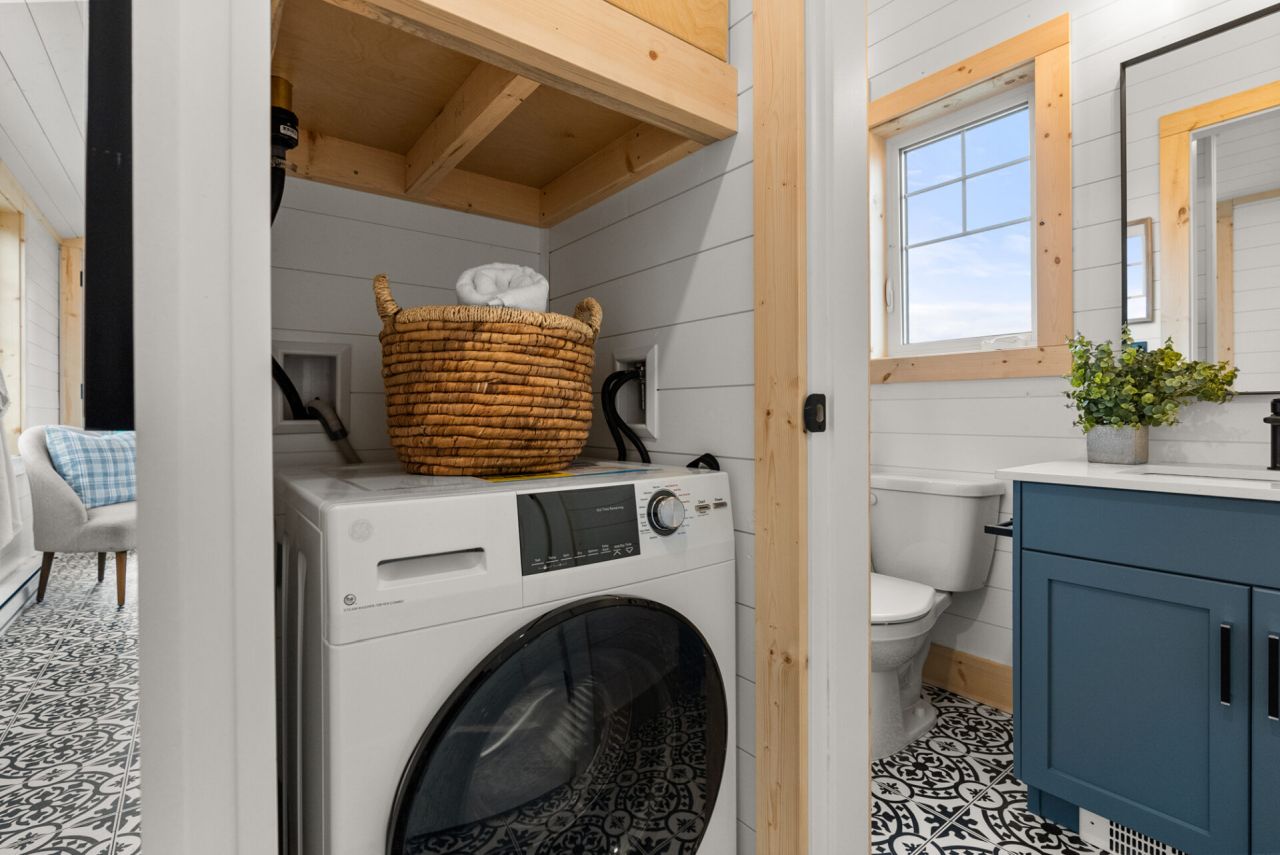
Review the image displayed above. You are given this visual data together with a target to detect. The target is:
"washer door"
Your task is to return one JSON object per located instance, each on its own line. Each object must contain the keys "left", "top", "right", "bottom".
{"left": 387, "top": 596, "right": 727, "bottom": 855}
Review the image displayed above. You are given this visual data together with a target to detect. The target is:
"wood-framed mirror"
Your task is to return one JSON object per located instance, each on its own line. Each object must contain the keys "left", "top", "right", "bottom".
{"left": 1120, "top": 3, "right": 1280, "bottom": 393}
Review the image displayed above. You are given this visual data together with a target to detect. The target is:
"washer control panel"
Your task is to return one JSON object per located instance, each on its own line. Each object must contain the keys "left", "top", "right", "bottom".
{"left": 517, "top": 473, "right": 732, "bottom": 576}
{"left": 517, "top": 484, "right": 640, "bottom": 575}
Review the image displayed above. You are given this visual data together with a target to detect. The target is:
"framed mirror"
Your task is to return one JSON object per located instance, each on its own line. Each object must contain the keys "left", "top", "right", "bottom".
{"left": 1121, "top": 3, "right": 1280, "bottom": 393}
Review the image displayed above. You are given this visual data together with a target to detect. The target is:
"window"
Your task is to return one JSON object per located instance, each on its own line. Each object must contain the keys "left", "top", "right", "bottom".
{"left": 886, "top": 91, "right": 1035, "bottom": 356}
{"left": 1125, "top": 218, "right": 1154, "bottom": 324}
{"left": 869, "top": 15, "right": 1072, "bottom": 382}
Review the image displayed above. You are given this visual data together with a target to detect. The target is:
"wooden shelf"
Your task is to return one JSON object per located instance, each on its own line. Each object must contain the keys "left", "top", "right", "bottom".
{"left": 272, "top": 0, "right": 739, "bottom": 226}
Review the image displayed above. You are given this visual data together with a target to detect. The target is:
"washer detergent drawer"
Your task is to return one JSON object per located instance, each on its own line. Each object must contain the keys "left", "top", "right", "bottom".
{"left": 321, "top": 492, "right": 522, "bottom": 644}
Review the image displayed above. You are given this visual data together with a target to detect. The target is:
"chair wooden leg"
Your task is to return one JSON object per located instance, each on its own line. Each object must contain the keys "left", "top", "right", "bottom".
{"left": 115, "top": 551, "right": 128, "bottom": 608}
{"left": 97, "top": 553, "right": 106, "bottom": 583}
{"left": 36, "top": 552, "right": 54, "bottom": 603}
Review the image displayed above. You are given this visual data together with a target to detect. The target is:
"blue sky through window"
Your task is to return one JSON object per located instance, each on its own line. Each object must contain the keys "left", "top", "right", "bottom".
{"left": 899, "top": 105, "right": 1033, "bottom": 346}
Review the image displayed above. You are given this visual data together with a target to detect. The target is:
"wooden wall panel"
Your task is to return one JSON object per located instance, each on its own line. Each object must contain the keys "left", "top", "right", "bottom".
{"left": 59, "top": 238, "right": 84, "bottom": 427}
{"left": 754, "top": 0, "right": 807, "bottom": 851}
{"left": 603, "top": 0, "right": 729, "bottom": 60}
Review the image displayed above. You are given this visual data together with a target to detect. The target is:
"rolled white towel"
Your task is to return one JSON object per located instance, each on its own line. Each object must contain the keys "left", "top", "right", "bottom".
{"left": 456, "top": 263, "right": 549, "bottom": 312}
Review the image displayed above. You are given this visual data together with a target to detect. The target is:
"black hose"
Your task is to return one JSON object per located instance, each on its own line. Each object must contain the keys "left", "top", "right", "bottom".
{"left": 600, "top": 373, "right": 629, "bottom": 460}
{"left": 600, "top": 369, "right": 651, "bottom": 463}
{"left": 271, "top": 165, "right": 286, "bottom": 224}
{"left": 686, "top": 453, "right": 721, "bottom": 471}
{"left": 272, "top": 356, "right": 310, "bottom": 420}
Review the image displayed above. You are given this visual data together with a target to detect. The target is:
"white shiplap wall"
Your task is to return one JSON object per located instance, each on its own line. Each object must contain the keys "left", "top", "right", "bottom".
{"left": 270, "top": 178, "right": 543, "bottom": 467}
{"left": 870, "top": 0, "right": 1280, "bottom": 666}
{"left": 22, "top": 213, "right": 60, "bottom": 429}
{"left": 546, "top": 6, "right": 755, "bottom": 849}
{"left": 1231, "top": 196, "right": 1280, "bottom": 389}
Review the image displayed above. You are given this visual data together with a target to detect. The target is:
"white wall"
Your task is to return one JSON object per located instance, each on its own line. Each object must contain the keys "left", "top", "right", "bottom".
{"left": 23, "top": 216, "right": 60, "bottom": 429}
{"left": 546, "top": 4, "right": 755, "bottom": 848}
{"left": 0, "top": 462, "right": 39, "bottom": 632}
{"left": 1231, "top": 196, "right": 1280, "bottom": 389}
{"left": 869, "top": 0, "right": 1279, "bottom": 667}
{"left": 270, "top": 178, "right": 544, "bottom": 467}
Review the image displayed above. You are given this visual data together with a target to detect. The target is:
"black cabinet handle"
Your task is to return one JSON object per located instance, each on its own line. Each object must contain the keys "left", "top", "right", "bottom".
{"left": 984, "top": 518, "right": 1014, "bottom": 538}
{"left": 1221, "top": 624, "right": 1232, "bottom": 706}
{"left": 1269, "top": 634, "right": 1279, "bottom": 722}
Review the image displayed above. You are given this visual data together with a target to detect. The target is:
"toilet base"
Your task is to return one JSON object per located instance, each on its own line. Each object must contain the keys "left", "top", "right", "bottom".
{"left": 871, "top": 634, "right": 940, "bottom": 760}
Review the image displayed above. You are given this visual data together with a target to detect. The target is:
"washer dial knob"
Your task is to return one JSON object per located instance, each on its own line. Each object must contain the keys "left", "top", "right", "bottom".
{"left": 647, "top": 490, "right": 687, "bottom": 535}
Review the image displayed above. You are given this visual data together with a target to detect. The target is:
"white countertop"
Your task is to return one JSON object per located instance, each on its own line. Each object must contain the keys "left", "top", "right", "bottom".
{"left": 997, "top": 460, "right": 1280, "bottom": 502}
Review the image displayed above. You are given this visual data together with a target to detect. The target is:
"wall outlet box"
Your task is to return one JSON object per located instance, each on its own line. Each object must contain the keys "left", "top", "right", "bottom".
{"left": 272, "top": 339, "right": 352, "bottom": 435}
{"left": 612, "top": 343, "right": 659, "bottom": 441}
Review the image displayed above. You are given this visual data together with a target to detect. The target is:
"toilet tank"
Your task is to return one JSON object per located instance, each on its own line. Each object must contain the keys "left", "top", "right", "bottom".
{"left": 870, "top": 471, "right": 1004, "bottom": 593}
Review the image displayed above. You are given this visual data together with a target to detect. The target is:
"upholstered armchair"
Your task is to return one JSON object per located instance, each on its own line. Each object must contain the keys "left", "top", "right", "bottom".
{"left": 17, "top": 426, "right": 137, "bottom": 607}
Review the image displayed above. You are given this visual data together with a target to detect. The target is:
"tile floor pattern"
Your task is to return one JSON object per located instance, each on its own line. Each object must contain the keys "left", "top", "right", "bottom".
{"left": 873, "top": 685, "right": 1108, "bottom": 855}
{"left": 0, "top": 552, "right": 140, "bottom": 854}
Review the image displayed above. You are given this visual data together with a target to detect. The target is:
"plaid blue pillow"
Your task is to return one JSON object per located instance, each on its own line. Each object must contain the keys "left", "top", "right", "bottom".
{"left": 44, "top": 427, "right": 137, "bottom": 509}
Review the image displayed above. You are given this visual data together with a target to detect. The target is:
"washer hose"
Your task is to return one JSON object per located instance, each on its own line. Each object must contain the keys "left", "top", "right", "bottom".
{"left": 599, "top": 370, "right": 719, "bottom": 471}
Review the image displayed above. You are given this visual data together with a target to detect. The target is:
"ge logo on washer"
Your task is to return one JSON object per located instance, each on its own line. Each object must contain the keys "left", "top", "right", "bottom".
{"left": 343, "top": 594, "right": 357, "bottom": 606}
{"left": 349, "top": 519, "right": 373, "bottom": 541}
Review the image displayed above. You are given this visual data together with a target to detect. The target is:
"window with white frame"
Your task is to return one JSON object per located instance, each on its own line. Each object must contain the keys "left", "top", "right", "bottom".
{"left": 886, "top": 89, "right": 1036, "bottom": 356}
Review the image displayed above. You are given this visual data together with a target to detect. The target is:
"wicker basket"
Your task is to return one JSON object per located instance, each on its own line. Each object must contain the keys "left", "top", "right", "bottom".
{"left": 372, "top": 274, "right": 603, "bottom": 476}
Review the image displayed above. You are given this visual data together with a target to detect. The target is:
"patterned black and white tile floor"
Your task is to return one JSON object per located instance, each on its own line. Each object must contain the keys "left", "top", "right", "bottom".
{"left": 873, "top": 685, "right": 1107, "bottom": 855}
{"left": 0, "top": 552, "right": 141, "bottom": 855}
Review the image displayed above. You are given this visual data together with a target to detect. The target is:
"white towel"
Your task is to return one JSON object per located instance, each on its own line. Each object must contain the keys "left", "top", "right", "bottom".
{"left": 456, "top": 263, "right": 549, "bottom": 313}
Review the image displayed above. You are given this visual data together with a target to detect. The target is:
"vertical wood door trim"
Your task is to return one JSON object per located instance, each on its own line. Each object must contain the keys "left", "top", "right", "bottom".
{"left": 59, "top": 238, "right": 85, "bottom": 427}
{"left": 754, "top": 0, "right": 807, "bottom": 851}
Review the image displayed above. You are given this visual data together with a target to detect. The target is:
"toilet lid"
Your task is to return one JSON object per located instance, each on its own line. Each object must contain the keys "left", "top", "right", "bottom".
{"left": 871, "top": 574, "right": 936, "bottom": 625}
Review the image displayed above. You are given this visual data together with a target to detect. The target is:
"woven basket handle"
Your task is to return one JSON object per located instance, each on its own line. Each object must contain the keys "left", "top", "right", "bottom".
{"left": 373, "top": 274, "right": 400, "bottom": 320}
{"left": 574, "top": 298, "right": 603, "bottom": 337}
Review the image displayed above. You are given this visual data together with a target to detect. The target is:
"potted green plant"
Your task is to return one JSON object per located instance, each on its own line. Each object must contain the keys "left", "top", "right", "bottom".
{"left": 1065, "top": 329, "right": 1238, "bottom": 464}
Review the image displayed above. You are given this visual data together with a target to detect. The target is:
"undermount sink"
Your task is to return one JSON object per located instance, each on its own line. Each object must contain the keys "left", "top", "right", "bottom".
{"left": 1122, "top": 463, "right": 1280, "bottom": 484}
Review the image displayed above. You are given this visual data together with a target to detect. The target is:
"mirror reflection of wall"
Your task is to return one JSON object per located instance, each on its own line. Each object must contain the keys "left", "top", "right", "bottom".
{"left": 1192, "top": 109, "right": 1280, "bottom": 389}
{"left": 1121, "top": 5, "right": 1280, "bottom": 392}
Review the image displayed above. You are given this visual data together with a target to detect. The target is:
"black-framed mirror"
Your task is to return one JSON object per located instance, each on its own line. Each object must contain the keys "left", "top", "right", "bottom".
{"left": 1120, "top": 3, "right": 1280, "bottom": 393}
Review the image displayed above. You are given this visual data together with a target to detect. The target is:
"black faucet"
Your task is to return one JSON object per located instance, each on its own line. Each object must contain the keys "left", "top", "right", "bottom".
{"left": 1268, "top": 399, "right": 1280, "bottom": 470}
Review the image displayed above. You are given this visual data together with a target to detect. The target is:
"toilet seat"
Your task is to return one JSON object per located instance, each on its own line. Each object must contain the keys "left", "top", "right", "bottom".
{"left": 871, "top": 573, "right": 937, "bottom": 625}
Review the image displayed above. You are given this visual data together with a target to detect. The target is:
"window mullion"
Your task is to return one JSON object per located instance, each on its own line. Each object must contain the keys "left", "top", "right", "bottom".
{"left": 960, "top": 130, "right": 968, "bottom": 232}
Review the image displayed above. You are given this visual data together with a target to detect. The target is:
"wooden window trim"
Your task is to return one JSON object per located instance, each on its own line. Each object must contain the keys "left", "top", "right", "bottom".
{"left": 868, "top": 15, "right": 1072, "bottom": 384}
{"left": 1156, "top": 80, "right": 1280, "bottom": 356}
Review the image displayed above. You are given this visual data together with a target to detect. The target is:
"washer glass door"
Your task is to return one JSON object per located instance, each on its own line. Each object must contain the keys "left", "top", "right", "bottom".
{"left": 387, "top": 596, "right": 728, "bottom": 855}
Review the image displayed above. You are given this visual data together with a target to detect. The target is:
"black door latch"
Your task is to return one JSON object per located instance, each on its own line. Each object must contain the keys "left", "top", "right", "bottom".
{"left": 803, "top": 394, "right": 826, "bottom": 433}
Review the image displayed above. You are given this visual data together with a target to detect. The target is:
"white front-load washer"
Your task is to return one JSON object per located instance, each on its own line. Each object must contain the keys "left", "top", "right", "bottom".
{"left": 275, "top": 460, "right": 736, "bottom": 855}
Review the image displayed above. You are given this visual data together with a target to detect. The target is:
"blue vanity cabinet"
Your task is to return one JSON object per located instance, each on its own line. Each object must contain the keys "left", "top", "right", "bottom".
{"left": 1019, "top": 551, "right": 1250, "bottom": 854}
{"left": 1013, "top": 481, "right": 1280, "bottom": 855}
{"left": 1254, "top": 588, "right": 1280, "bottom": 854}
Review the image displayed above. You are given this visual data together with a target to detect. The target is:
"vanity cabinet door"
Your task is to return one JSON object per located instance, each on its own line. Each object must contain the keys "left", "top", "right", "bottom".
{"left": 1254, "top": 588, "right": 1280, "bottom": 854}
{"left": 1020, "top": 551, "right": 1249, "bottom": 854}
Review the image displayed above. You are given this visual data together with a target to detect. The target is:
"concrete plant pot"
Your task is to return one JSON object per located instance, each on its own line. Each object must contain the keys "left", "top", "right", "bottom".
{"left": 1086, "top": 425, "right": 1149, "bottom": 465}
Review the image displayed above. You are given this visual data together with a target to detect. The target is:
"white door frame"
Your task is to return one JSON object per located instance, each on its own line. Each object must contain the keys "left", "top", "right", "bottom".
{"left": 134, "top": 0, "right": 279, "bottom": 851}
{"left": 806, "top": 0, "right": 871, "bottom": 850}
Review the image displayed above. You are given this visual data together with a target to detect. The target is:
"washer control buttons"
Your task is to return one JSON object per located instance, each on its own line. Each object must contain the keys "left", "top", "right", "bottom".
{"left": 647, "top": 489, "right": 687, "bottom": 535}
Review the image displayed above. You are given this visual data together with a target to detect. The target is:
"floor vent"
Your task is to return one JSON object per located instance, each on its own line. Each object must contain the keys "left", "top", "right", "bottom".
{"left": 1079, "top": 809, "right": 1187, "bottom": 855}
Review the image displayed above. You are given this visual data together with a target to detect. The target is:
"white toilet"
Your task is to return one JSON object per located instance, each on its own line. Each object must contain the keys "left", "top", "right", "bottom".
{"left": 870, "top": 470, "right": 1003, "bottom": 759}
